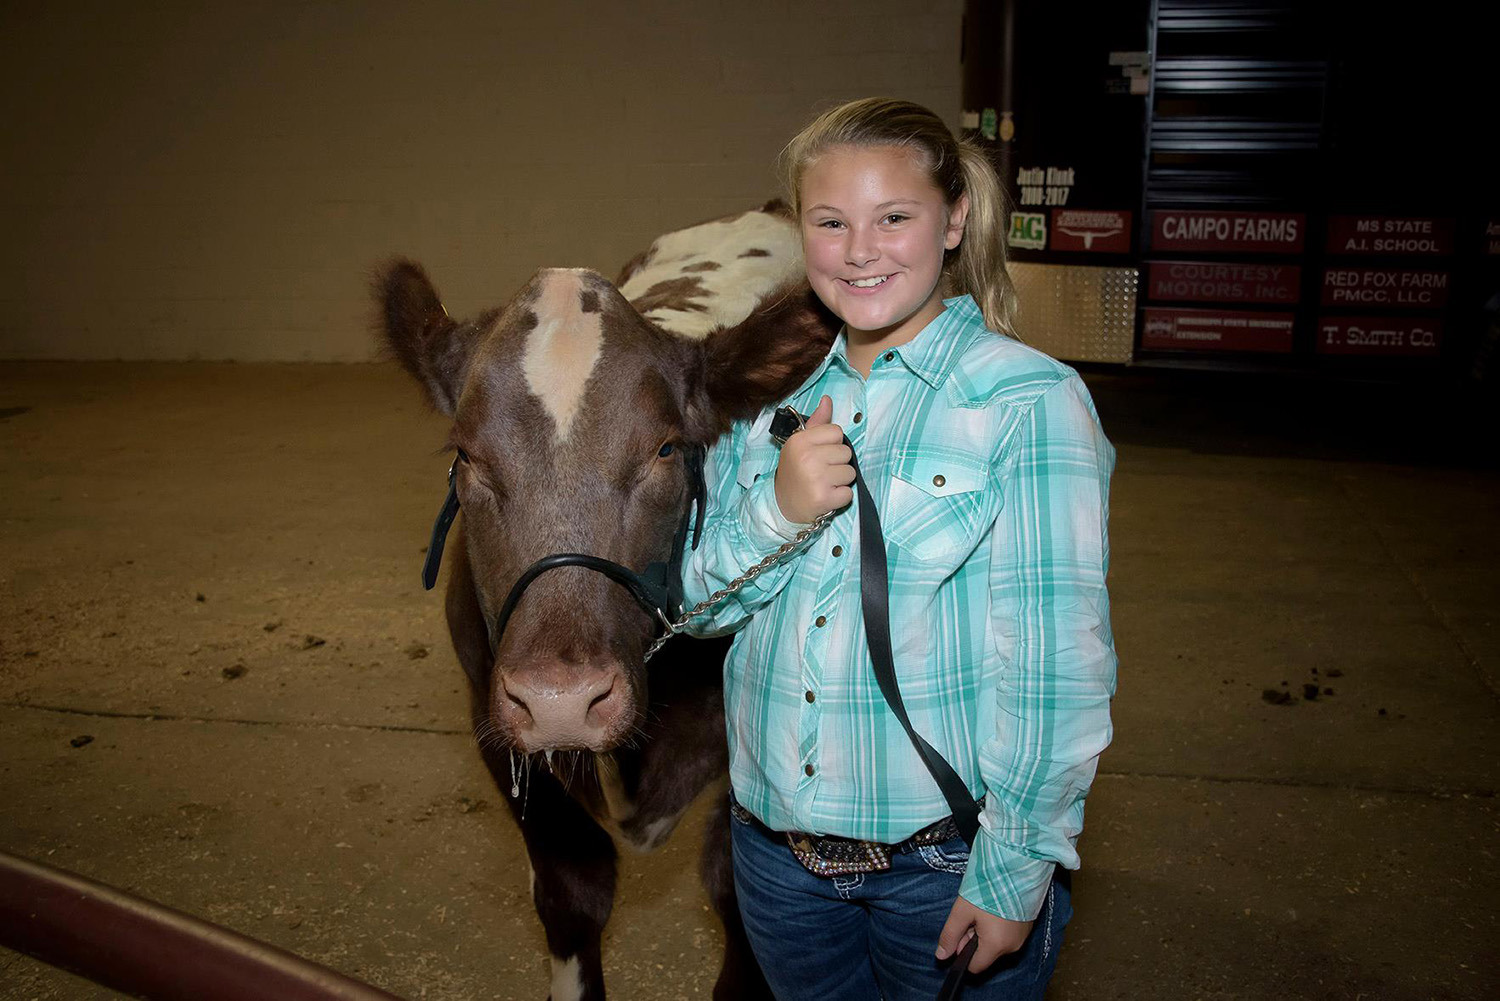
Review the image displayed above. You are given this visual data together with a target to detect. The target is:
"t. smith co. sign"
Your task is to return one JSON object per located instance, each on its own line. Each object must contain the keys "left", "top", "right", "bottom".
{"left": 1317, "top": 316, "right": 1443, "bottom": 355}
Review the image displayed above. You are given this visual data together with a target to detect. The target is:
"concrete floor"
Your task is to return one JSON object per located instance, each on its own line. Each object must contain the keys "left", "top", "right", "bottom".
{"left": 1, "top": 360, "right": 1496, "bottom": 1000}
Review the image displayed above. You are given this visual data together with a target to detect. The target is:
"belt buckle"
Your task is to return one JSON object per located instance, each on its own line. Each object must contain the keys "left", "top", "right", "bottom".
{"left": 787, "top": 833, "right": 893, "bottom": 877}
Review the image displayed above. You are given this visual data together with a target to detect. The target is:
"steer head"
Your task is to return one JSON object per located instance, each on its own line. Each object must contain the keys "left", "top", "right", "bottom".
{"left": 377, "top": 256, "right": 835, "bottom": 755}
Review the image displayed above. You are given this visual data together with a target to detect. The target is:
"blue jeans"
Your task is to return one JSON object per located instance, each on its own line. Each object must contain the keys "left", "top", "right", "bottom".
{"left": 729, "top": 803, "right": 1071, "bottom": 1001}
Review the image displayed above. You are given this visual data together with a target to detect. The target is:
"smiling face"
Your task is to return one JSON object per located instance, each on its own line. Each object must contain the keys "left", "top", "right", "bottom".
{"left": 798, "top": 144, "right": 969, "bottom": 351}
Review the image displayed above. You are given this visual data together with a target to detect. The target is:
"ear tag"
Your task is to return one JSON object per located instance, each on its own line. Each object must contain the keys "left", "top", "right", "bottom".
{"left": 422, "top": 455, "right": 463, "bottom": 590}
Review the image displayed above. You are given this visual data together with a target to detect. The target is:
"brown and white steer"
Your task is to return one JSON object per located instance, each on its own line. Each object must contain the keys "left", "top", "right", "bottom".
{"left": 377, "top": 203, "right": 834, "bottom": 1001}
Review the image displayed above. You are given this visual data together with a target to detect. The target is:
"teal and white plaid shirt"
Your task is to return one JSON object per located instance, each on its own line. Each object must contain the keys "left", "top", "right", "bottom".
{"left": 682, "top": 294, "right": 1117, "bottom": 921}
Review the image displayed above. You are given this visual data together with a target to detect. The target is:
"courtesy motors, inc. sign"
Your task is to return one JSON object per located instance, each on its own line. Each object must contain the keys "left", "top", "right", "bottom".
{"left": 1146, "top": 261, "right": 1300, "bottom": 304}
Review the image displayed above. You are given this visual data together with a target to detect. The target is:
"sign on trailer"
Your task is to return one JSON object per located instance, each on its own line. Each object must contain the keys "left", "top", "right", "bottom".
{"left": 1316, "top": 316, "right": 1443, "bottom": 355}
{"left": 1320, "top": 268, "right": 1450, "bottom": 308}
{"left": 1050, "top": 209, "right": 1132, "bottom": 253}
{"left": 1141, "top": 308, "right": 1295, "bottom": 352}
{"left": 1150, "top": 211, "right": 1306, "bottom": 254}
{"left": 1146, "top": 261, "right": 1300, "bottom": 304}
{"left": 1324, "top": 216, "right": 1455, "bottom": 256}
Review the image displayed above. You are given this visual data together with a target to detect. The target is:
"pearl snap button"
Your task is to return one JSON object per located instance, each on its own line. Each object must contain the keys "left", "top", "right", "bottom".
{"left": 933, "top": 474, "right": 946, "bottom": 488}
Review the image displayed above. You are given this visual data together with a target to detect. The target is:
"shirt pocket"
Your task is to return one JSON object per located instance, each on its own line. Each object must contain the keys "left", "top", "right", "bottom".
{"left": 882, "top": 451, "right": 991, "bottom": 564}
{"left": 734, "top": 439, "right": 780, "bottom": 491}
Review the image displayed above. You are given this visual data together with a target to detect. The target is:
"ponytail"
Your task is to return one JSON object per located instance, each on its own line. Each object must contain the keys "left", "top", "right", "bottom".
{"left": 950, "top": 140, "right": 1018, "bottom": 336}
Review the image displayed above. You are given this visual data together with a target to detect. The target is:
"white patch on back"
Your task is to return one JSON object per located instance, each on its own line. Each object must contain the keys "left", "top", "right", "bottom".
{"left": 550, "top": 955, "right": 584, "bottom": 1001}
{"left": 620, "top": 209, "right": 803, "bottom": 339}
{"left": 521, "top": 268, "right": 604, "bottom": 440}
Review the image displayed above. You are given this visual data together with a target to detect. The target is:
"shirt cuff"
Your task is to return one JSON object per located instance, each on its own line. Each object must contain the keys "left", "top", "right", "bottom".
{"left": 957, "top": 826, "right": 1059, "bottom": 922}
{"left": 737, "top": 475, "right": 807, "bottom": 550}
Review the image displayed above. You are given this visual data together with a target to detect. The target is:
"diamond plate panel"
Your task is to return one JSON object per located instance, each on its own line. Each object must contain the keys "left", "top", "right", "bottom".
{"left": 1010, "top": 263, "right": 1139, "bottom": 363}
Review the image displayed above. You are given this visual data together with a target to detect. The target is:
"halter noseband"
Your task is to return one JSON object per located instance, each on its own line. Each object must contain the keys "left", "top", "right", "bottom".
{"left": 420, "top": 445, "right": 708, "bottom": 653}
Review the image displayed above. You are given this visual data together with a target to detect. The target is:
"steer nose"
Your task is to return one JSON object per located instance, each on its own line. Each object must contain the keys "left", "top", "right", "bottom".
{"left": 496, "top": 668, "right": 627, "bottom": 751}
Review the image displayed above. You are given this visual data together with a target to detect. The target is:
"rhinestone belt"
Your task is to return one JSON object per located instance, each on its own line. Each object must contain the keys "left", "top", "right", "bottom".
{"left": 731, "top": 799, "right": 965, "bottom": 877}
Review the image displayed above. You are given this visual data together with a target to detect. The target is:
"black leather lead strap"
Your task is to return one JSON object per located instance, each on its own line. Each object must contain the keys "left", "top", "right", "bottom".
{"left": 422, "top": 458, "right": 462, "bottom": 591}
{"left": 847, "top": 445, "right": 983, "bottom": 847}
{"left": 937, "top": 935, "right": 980, "bottom": 1001}
{"left": 773, "top": 406, "right": 981, "bottom": 844}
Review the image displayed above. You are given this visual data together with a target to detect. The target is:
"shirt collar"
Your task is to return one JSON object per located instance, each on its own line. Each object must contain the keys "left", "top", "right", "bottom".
{"left": 889, "top": 294, "right": 986, "bottom": 390}
{"left": 785, "top": 294, "right": 986, "bottom": 401}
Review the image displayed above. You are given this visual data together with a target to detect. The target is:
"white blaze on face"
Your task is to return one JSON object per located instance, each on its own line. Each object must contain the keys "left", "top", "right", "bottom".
{"left": 521, "top": 269, "right": 604, "bottom": 441}
{"left": 550, "top": 955, "right": 584, "bottom": 1001}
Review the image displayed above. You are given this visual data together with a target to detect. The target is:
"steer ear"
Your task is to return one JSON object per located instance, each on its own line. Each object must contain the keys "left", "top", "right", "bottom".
{"left": 690, "top": 282, "right": 839, "bottom": 439}
{"left": 373, "top": 258, "right": 486, "bottom": 416}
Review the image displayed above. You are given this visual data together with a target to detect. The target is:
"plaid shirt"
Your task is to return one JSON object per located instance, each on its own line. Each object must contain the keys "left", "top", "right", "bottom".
{"left": 682, "top": 295, "right": 1117, "bottom": 921}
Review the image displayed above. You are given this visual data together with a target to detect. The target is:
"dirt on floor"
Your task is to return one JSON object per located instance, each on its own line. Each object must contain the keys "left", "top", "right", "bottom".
{"left": 1, "top": 361, "right": 1496, "bottom": 1000}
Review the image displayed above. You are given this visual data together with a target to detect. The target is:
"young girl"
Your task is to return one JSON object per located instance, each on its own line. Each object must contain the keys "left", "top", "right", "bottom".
{"left": 683, "top": 98, "right": 1117, "bottom": 1000}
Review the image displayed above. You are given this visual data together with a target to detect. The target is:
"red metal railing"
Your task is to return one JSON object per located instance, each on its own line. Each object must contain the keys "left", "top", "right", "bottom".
{"left": 0, "top": 849, "right": 406, "bottom": 1001}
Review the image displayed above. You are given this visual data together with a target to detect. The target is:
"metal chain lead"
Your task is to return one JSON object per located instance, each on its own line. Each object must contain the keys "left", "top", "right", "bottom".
{"left": 642, "top": 509, "right": 834, "bottom": 662}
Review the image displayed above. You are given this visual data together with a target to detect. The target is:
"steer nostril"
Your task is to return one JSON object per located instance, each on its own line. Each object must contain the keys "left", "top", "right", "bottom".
{"left": 500, "top": 681, "right": 532, "bottom": 720}
{"left": 588, "top": 681, "right": 616, "bottom": 714}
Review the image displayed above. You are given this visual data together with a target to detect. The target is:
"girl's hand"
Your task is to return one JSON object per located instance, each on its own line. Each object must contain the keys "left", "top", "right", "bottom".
{"left": 773, "top": 395, "right": 855, "bottom": 524}
{"left": 935, "top": 896, "right": 1034, "bottom": 974}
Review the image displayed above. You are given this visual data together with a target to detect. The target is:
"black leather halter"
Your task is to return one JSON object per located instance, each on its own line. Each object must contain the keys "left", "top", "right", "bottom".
{"left": 420, "top": 445, "right": 708, "bottom": 651}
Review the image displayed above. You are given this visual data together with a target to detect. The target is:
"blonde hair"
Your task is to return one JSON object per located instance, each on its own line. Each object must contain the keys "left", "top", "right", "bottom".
{"left": 778, "top": 97, "right": 1018, "bottom": 336}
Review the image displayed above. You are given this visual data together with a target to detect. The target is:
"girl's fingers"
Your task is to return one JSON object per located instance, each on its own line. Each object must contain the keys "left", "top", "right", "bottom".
{"left": 795, "top": 424, "right": 846, "bottom": 446}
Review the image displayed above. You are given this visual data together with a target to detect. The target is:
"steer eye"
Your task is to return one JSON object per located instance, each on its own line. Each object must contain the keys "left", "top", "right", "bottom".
{"left": 657, "top": 442, "right": 676, "bottom": 458}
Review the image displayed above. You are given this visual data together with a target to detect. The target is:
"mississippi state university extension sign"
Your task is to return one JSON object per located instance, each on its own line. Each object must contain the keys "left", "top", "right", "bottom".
{"left": 1141, "top": 308, "right": 1295, "bottom": 352}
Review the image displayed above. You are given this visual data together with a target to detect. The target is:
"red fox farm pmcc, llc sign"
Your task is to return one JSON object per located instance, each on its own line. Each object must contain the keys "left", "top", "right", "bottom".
{"left": 1320, "top": 268, "right": 1450, "bottom": 308}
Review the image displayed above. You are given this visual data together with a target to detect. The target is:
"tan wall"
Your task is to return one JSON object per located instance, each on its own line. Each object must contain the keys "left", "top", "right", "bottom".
{"left": 0, "top": 2, "right": 963, "bottom": 361}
